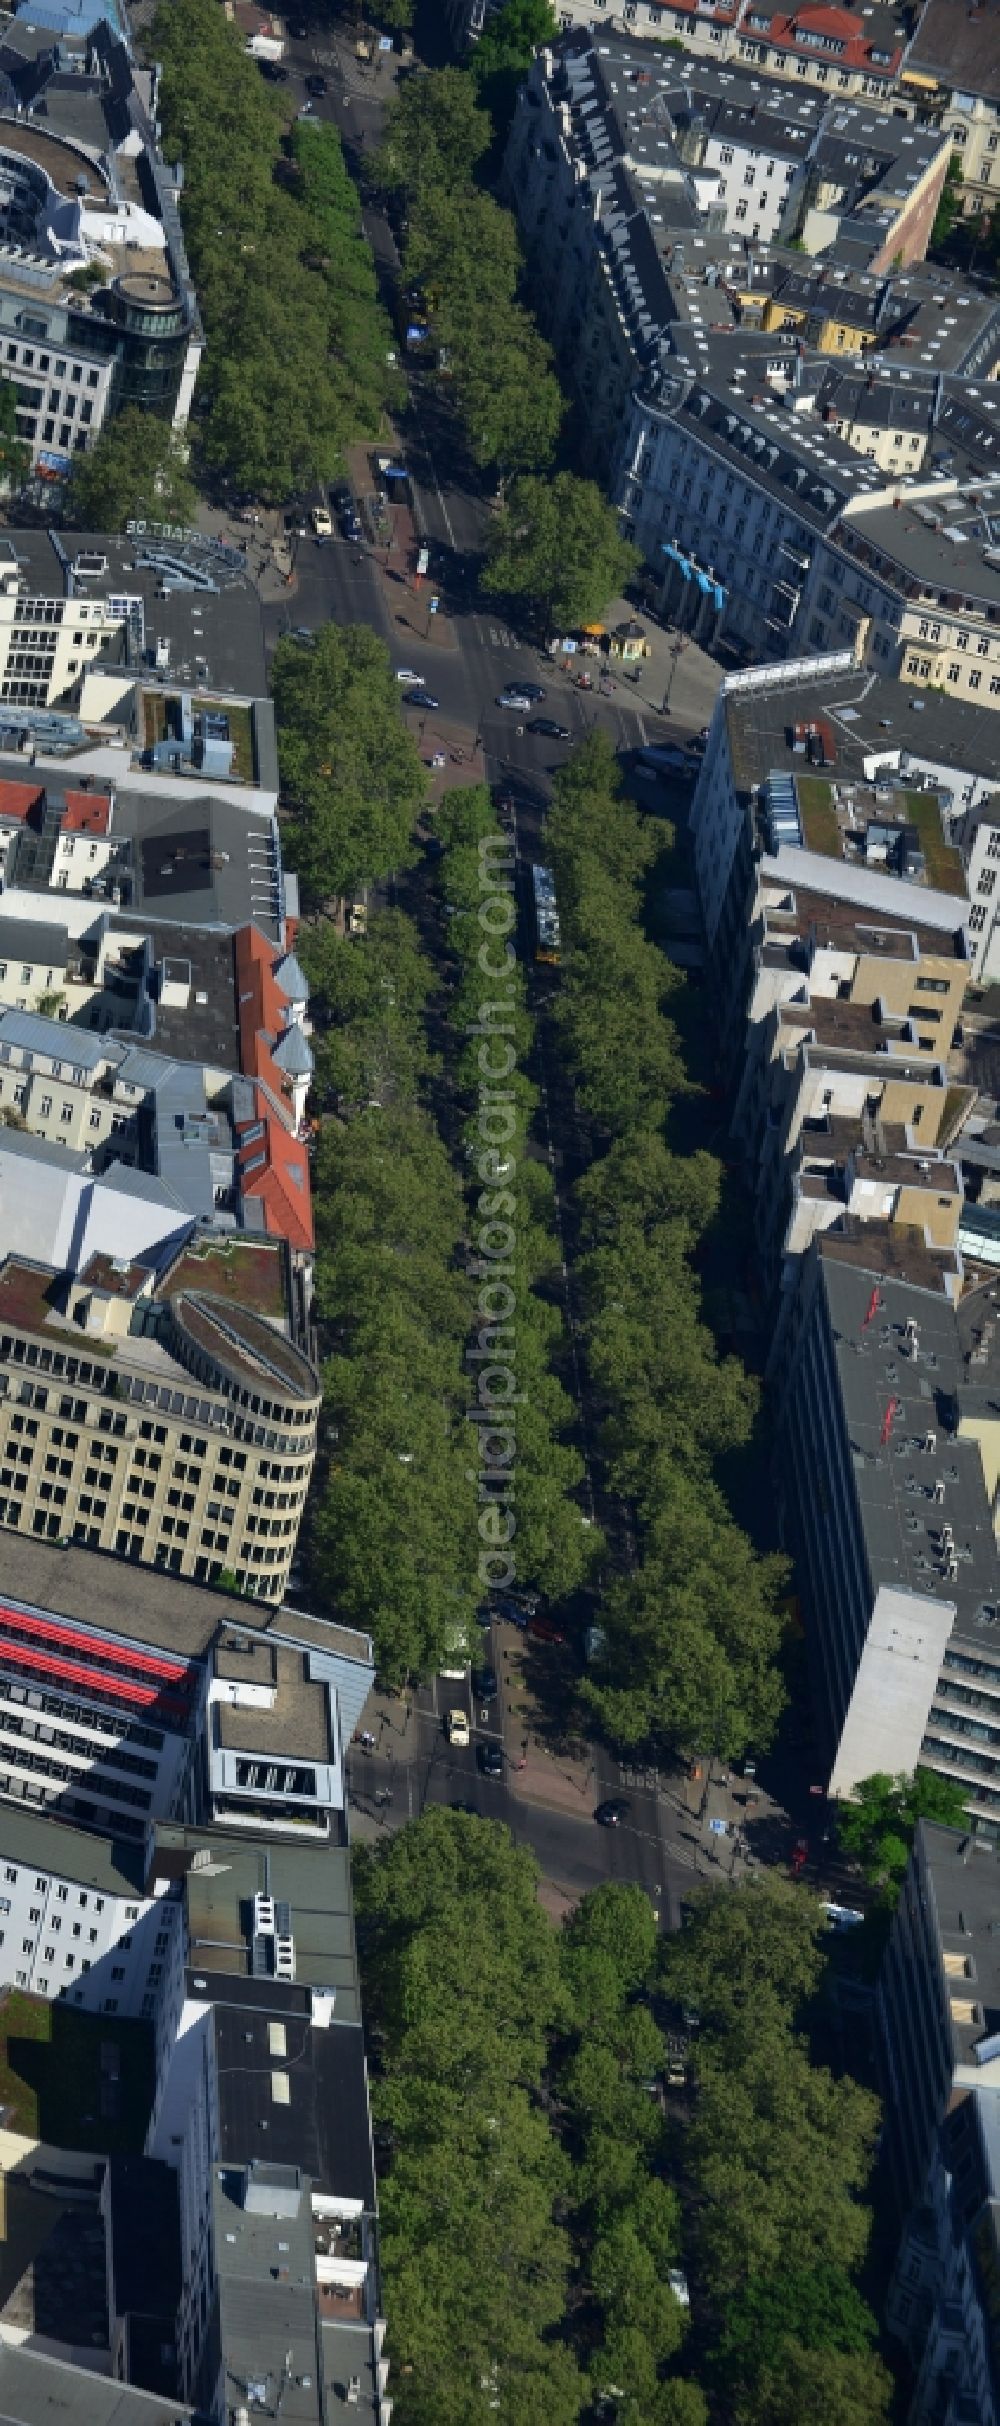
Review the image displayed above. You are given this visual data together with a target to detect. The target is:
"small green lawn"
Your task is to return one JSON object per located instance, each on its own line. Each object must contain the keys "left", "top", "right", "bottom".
{"left": 142, "top": 693, "right": 254, "bottom": 782}
{"left": 795, "top": 776, "right": 842, "bottom": 859}
{"left": 0, "top": 1992, "right": 153, "bottom": 2154}
{"left": 903, "top": 791, "right": 966, "bottom": 896}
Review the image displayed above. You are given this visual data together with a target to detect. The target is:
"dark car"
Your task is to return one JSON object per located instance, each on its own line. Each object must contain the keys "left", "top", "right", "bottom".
{"left": 473, "top": 1666, "right": 498, "bottom": 1703}
{"left": 492, "top": 1589, "right": 539, "bottom": 1624}
{"left": 330, "top": 482, "right": 353, "bottom": 510}
{"left": 305, "top": 71, "right": 328, "bottom": 95}
{"left": 406, "top": 687, "right": 439, "bottom": 711}
{"left": 478, "top": 1742, "right": 504, "bottom": 1779}
{"left": 528, "top": 1613, "right": 568, "bottom": 1647}
{"left": 528, "top": 718, "right": 570, "bottom": 740}
{"left": 259, "top": 58, "right": 289, "bottom": 79}
{"left": 516, "top": 682, "right": 547, "bottom": 702}
{"left": 595, "top": 1798, "right": 631, "bottom": 1827}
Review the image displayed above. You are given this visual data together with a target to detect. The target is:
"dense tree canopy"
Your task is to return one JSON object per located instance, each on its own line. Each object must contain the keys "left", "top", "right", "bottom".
{"left": 66, "top": 407, "right": 196, "bottom": 530}
{"left": 836, "top": 1767, "right": 968, "bottom": 1901}
{"left": 274, "top": 623, "right": 425, "bottom": 900}
{"left": 374, "top": 70, "right": 563, "bottom": 474}
{"left": 153, "top": 0, "right": 399, "bottom": 498}
{"left": 355, "top": 1811, "right": 582, "bottom": 2426}
{"left": 539, "top": 734, "right": 787, "bottom": 1758}
{"left": 660, "top": 1880, "right": 890, "bottom": 2426}
{"left": 483, "top": 471, "right": 640, "bottom": 632}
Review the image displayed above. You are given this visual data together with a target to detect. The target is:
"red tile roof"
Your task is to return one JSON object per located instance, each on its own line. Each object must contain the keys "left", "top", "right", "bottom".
{"left": 236, "top": 1087, "right": 313, "bottom": 1252}
{"left": 63, "top": 790, "right": 112, "bottom": 835}
{"left": 232, "top": 928, "right": 313, "bottom": 1251}
{"left": 744, "top": 1, "right": 903, "bottom": 69}
{"left": 0, "top": 781, "right": 44, "bottom": 828}
{"left": 235, "top": 923, "right": 293, "bottom": 1109}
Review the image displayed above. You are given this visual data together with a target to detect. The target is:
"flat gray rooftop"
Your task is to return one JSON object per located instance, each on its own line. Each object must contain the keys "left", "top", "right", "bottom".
{"left": 819, "top": 1248, "right": 998, "bottom": 1647}
{"left": 0, "top": 2342, "right": 192, "bottom": 2423}
{"left": 841, "top": 481, "right": 1000, "bottom": 611}
{"left": 0, "top": 528, "right": 267, "bottom": 703}
{"left": 918, "top": 1821, "right": 1000, "bottom": 2064}
{"left": 721, "top": 661, "right": 1000, "bottom": 794}
{"left": 0, "top": 1531, "right": 371, "bottom": 1671}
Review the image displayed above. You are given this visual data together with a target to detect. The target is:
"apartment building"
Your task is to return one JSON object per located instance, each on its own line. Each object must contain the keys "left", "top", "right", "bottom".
{"left": 543, "top": 0, "right": 909, "bottom": 106}
{"left": 685, "top": 658, "right": 1000, "bottom": 1034}
{"left": 878, "top": 1824, "right": 1000, "bottom": 2221}
{"left": 0, "top": 1232, "right": 319, "bottom": 1601}
{"left": 902, "top": 0, "right": 1000, "bottom": 218}
{"left": 798, "top": 478, "right": 1000, "bottom": 705}
{"left": 732, "top": 866, "right": 969, "bottom": 1285}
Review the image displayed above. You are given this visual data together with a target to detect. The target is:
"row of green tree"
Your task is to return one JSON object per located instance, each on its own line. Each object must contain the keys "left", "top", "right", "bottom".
{"left": 281, "top": 649, "right": 600, "bottom": 1668}
{"left": 273, "top": 622, "right": 426, "bottom": 902}
{"left": 430, "top": 784, "right": 601, "bottom": 1602}
{"left": 544, "top": 730, "right": 789, "bottom": 1758}
{"left": 661, "top": 1876, "right": 891, "bottom": 2426}
{"left": 374, "top": 53, "right": 637, "bottom": 629}
{"left": 355, "top": 1807, "right": 890, "bottom": 2426}
{"left": 152, "top": 0, "right": 402, "bottom": 499}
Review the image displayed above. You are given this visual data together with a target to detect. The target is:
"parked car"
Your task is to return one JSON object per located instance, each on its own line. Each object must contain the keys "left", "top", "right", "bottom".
{"left": 395, "top": 667, "right": 419, "bottom": 683}
{"left": 258, "top": 58, "right": 288, "bottom": 79}
{"left": 496, "top": 690, "right": 533, "bottom": 712}
{"left": 528, "top": 718, "right": 570, "bottom": 740}
{"left": 406, "top": 687, "right": 439, "bottom": 711}
{"left": 478, "top": 1742, "right": 504, "bottom": 1778}
{"left": 491, "top": 1589, "right": 540, "bottom": 1622}
{"left": 305, "top": 71, "right": 327, "bottom": 95}
{"left": 527, "top": 1613, "right": 567, "bottom": 1646}
{"left": 446, "top": 1708, "right": 470, "bottom": 1748}
{"left": 473, "top": 1665, "right": 498, "bottom": 1703}
{"left": 594, "top": 1797, "right": 631, "bottom": 1827}
{"left": 330, "top": 482, "right": 353, "bottom": 509}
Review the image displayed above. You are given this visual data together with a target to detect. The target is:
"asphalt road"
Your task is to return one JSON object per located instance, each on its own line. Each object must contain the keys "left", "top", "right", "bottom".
{"left": 262, "top": 31, "right": 664, "bottom": 803}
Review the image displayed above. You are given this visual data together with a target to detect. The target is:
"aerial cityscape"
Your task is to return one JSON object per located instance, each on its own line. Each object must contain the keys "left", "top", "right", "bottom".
{"left": 0, "top": 0, "right": 991, "bottom": 2421}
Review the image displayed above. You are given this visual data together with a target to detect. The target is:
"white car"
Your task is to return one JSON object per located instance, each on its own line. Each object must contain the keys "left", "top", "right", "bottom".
{"left": 446, "top": 1708, "right": 470, "bottom": 1748}
{"left": 395, "top": 667, "right": 419, "bottom": 683}
{"left": 311, "top": 504, "right": 332, "bottom": 537}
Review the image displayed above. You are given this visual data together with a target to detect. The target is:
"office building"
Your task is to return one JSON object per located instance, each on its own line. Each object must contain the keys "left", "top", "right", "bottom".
{"left": 887, "top": 2082, "right": 1000, "bottom": 2424}
{"left": 0, "top": 1232, "right": 319, "bottom": 1600}
{"left": 878, "top": 1823, "right": 1000, "bottom": 2219}
{"left": 770, "top": 1225, "right": 1000, "bottom": 1821}
{"left": 0, "top": 22, "right": 201, "bottom": 475}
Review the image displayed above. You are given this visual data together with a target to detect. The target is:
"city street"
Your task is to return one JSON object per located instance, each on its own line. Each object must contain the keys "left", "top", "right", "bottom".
{"left": 260, "top": 29, "right": 805, "bottom": 1927}
{"left": 256, "top": 25, "right": 716, "bottom": 796}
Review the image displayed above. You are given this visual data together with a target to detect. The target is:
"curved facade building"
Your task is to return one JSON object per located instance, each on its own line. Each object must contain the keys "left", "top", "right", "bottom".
{"left": 0, "top": 1238, "right": 318, "bottom": 1603}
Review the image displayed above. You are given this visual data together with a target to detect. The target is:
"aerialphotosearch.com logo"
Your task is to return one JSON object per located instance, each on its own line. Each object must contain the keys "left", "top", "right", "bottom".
{"left": 467, "top": 832, "right": 521, "bottom": 1593}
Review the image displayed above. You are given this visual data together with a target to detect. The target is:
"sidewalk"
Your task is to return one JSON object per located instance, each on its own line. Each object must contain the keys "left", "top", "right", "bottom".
{"left": 346, "top": 440, "right": 460, "bottom": 656}
{"left": 561, "top": 596, "right": 723, "bottom": 730}
{"left": 500, "top": 1629, "right": 599, "bottom": 1819}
